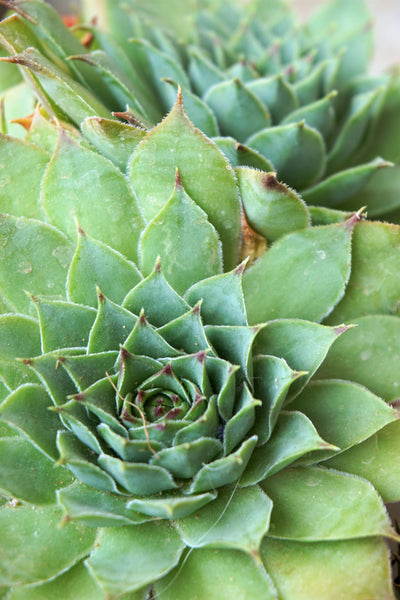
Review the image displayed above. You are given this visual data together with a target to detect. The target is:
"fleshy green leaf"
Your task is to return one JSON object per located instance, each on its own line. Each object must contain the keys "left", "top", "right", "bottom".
{"left": 261, "top": 466, "right": 395, "bottom": 541}
{"left": 81, "top": 117, "right": 146, "bottom": 172}
{"left": 254, "top": 319, "right": 346, "bottom": 401}
{"left": 302, "top": 158, "right": 393, "bottom": 209}
{"left": 70, "top": 50, "right": 148, "bottom": 118}
{"left": 309, "top": 206, "right": 352, "bottom": 226}
{"left": 188, "top": 435, "right": 258, "bottom": 493}
{"left": 127, "top": 490, "right": 217, "bottom": 520}
{"left": 212, "top": 137, "right": 274, "bottom": 171}
{"left": 325, "top": 222, "right": 400, "bottom": 322}
{"left": 205, "top": 325, "right": 260, "bottom": 381}
{"left": 58, "top": 481, "right": 153, "bottom": 527}
{"left": 247, "top": 122, "right": 326, "bottom": 190}
{"left": 98, "top": 454, "right": 178, "bottom": 495}
{"left": 139, "top": 176, "right": 222, "bottom": 293}
{"left": 236, "top": 167, "right": 309, "bottom": 242}
{"left": 67, "top": 228, "right": 142, "bottom": 307}
{"left": 185, "top": 265, "right": 247, "bottom": 326}
{"left": 33, "top": 297, "right": 96, "bottom": 353}
{"left": 290, "top": 379, "right": 398, "bottom": 455}
{"left": 188, "top": 48, "right": 226, "bottom": 97}
{"left": 316, "top": 315, "right": 400, "bottom": 402}
{"left": 243, "top": 219, "right": 355, "bottom": 324}
{"left": 4, "top": 48, "right": 111, "bottom": 126}
{"left": 0, "top": 504, "right": 96, "bottom": 587}
{"left": 155, "top": 547, "right": 278, "bottom": 600}
{"left": 325, "top": 420, "right": 400, "bottom": 503}
{"left": 5, "top": 561, "right": 106, "bottom": 600}
{"left": 0, "top": 314, "right": 40, "bottom": 359}
{"left": 158, "top": 305, "right": 212, "bottom": 354}
{"left": 127, "top": 39, "right": 191, "bottom": 117}
{"left": 0, "top": 437, "right": 73, "bottom": 505}
{"left": 0, "top": 134, "right": 48, "bottom": 218}
{"left": 204, "top": 78, "right": 270, "bottom": 143}
{"left": 282, "top": 91, "right": 337, "bottom": 140}
{"left": 261, "top": 537, "right": 393, "bottom": 600}
{"left": 345, "top": 163, "right": 400, "bottom": 217}
{"left": 326, "top": 88, "right": 384, "bottom": 174}
{"left": 26, "top": 350, "right": 80, "bottom": 406}
{"left": 177, "top": 485, "right": 272, "bottom": 553}
{"left": 241, "top": 411, "right": 335, "bottom": 486}
{"left": 123, "top": 260, "right": 189, "bottom": 327}
{"left": 57, "top": 436, "right": 121, "bottom": 496}
{"left": 86, "top": 522, "right": 185, "bottom": 595}
{"left": 162, "top": 80, "right": 219, "bottom": 137}
{"left": 252, "top": 355, "right": 300, "bottom": 443}
{"left": 247, "top": 75, "right": 298, "bottom": 123}
{"left": 61, "top": 351, "right": 118, "bottom": 392}
{"left": 41, "top": 129, "right": 144, "bottom": 262}
{"left": 0, "top": 214, "right": 73, "bottom": 313}
{"left": 128, "top": 92, "right": 241, "bottom": 270}
{"left": 87, "top": 291, "right": 137, "bottom": 353}
{"left": 0, "top": 383, "right": 60, "bottom": 459}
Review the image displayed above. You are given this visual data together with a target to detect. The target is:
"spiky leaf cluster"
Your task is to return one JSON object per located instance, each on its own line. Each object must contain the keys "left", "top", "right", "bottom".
{"left": 1, "top": 0, "right": 400, "bottom": 221}
{"left": 0, "top": 94, "right": 400, "bottom": 598}
{"left": 0, "top": 2, "right": 400, "bottom": 599}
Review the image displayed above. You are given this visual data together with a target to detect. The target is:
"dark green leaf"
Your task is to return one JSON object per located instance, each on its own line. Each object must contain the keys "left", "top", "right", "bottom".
{"left": 247, "top": 122, "right": 326, "bottom": 190}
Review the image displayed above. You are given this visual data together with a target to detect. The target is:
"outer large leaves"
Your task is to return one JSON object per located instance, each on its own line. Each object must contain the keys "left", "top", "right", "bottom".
{"left": 325, "top": 222, "right": 400, "bottom": 322}
{"left": 261, "top": 466, "right": 395, "bottom": 541}
{"left": 0, "top": 504, "right": 95, "bottom": 587}
{"left": 0, "top": 215, "right": 73, "bottom": 313}
{"left": 0, "top": 134, "right": 48, "bottom": 218}
{"left": 41, "top": 131, "right": 144, "bottom": 262}
{"left": 156, "top": 548, "right": 278, "bottom": 600}
{"left": 86, "top": 522, "right": 185, "bottom": 595}
{"left": 316, "top": 315, "right": 400, "bottom": 402}
{"left": 0, "top": 438, "right": 73, "bottom": 505}
{"left": 243, "top": 219, "right": 355, "bottom": 324}
{"left": 325, "top": 420, "right": 400, "bottom": 503}
{"left": 261, "top": 537, "right": 394, "bottom": 600}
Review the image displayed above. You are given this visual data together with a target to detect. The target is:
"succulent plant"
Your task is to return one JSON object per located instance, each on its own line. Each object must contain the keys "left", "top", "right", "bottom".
{"left": 1, "top": 0, "right": 400, "bottom": 221}
{"left": 0, "top": 1, "right": 400, "bottom": 599}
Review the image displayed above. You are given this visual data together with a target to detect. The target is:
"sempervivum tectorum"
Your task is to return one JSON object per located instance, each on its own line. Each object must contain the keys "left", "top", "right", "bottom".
{"left": 0, "top": 88, "right": 399, "bottom": 598}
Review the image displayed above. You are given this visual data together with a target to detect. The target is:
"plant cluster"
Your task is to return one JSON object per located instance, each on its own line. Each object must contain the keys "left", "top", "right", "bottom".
{"left": 0, "top": 1, "right": 399, "bottom": 599}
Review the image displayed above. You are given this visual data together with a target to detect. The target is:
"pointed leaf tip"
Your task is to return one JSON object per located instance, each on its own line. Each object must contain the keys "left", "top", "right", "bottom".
{"left": 138, "top": 309, "right": 148, "bottom": 325}
{"left": 333, "top": 323, "right": 358, "bottom": 336}
{"left": 175, "top": 168, "right": 183, "bottom": 189}
{"left": 234, "top": 258, "right": 249, "bottom": 276}
{"left": 343, "top": 207, "right": 366, "bottom": 229}
{"left": 176, "top": 85, "right": 184, "bottom": 107}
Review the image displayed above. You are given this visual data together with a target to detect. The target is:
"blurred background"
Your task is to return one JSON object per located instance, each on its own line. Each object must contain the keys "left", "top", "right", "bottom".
{"left": 294, "top": 0, "right": 400, "bottom": 74}
{"left": 9, "top": 0, "right": 398, "bottom": 74}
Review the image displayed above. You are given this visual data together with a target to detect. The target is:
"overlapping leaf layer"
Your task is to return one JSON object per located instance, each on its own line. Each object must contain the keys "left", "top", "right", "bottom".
{"left": 1, "top": 0, "right": 400, "bottom": 220}
{"left": 0, "top": 1, "right": 399, "bottom": 599}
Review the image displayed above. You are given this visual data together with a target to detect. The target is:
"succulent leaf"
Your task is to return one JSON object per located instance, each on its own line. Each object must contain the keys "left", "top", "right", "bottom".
{"left": 128, "top": 92, "right": 241, "bottom": 269}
